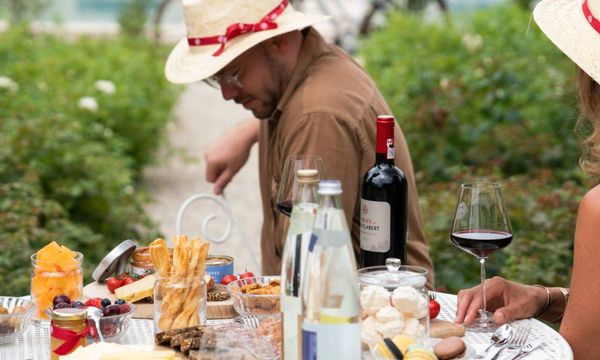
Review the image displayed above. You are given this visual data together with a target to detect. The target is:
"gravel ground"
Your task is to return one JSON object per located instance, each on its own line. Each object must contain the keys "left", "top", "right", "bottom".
{"left": 142, "top": 83, "right": 263, "bottom": 275}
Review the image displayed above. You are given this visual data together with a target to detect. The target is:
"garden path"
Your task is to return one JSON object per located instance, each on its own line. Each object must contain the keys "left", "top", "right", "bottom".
{"left": 142, "top": 84, "right": 263, "bottom": 275}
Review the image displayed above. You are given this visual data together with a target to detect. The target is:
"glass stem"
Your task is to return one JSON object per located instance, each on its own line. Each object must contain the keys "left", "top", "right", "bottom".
{"left": 480, "top": 257, "right": 488, "bottom": 320}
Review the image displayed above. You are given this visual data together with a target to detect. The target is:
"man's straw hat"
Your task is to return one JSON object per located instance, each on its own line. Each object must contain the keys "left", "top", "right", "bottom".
{"left": 534, "top": 0, "right": 600, "bottom": 84}
{"left": 165, "top": 0, "right": 330, "bottom": 84}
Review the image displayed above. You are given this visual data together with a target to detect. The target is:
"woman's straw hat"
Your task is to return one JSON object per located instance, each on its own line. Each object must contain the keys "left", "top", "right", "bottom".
{"left": 534, "top": 0, "right": 600, "bottom": 84}
{"left": 165, "top": 0, "right": 330, "bottom": 84}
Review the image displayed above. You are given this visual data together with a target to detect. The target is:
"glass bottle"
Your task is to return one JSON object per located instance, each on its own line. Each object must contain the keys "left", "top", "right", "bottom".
{"left": 281, "top": 169, "right": 320, "bottom": 360}
{"left": 50, "top": 308, "right": 88, "bottom": 360}
{"left": 360, "top": 115, "right": 408, "bottom": 267}
{"left": 301, "top": 180, "right": 361, "bottom": 360}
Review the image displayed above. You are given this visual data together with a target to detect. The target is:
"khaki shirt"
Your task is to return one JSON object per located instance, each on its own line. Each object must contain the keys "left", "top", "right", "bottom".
{"left": 258, "top": 28, "right": 435, "bottom": 287}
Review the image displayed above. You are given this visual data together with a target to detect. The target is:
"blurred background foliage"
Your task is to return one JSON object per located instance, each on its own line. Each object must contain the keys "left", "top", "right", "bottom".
{"left": 361, "top": 3, "right": 585, "bottom": 292}
{"left": 0, "top": 18, "right": 178, "bottom": 294}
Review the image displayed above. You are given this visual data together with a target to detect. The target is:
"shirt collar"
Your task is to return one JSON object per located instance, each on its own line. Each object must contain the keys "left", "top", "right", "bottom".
{"left": 269, "top": 27, "right": 330, "bottom": 122}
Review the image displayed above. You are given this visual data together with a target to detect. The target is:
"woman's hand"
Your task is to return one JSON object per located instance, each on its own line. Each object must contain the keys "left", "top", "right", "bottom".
{"left": 455, "top": 276, "right": 548, "bottom": 325}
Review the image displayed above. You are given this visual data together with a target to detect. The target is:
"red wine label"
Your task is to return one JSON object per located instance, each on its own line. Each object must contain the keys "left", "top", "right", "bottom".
{"left": 359, "top": 199, "right": 391, "bottom": 252}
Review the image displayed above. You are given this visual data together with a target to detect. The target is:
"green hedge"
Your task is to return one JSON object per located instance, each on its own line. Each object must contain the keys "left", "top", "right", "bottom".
{"left": 0, "top": 26, "right": 178, "bottom": 295}
{"left": 361, "top": 5, "right": 586, "bottom": 292}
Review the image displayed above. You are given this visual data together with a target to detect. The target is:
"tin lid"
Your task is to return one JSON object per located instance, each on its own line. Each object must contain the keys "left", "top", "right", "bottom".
{"left": 358, "top": 258, "right": 428, "bottom": 288}
{"left": 92, "top": 239, "right": 137, "bottom": 282}
{"left": 51, "top": 307, "right": 87, "bottom": 321}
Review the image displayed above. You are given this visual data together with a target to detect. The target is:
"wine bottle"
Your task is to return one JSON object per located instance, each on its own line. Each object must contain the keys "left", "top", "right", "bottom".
{"left": 281, "top": 169, "right": 320, "bottom": 360}
{"left": 360, "top": 115, "right": 408, "bottom": 267}
{"left": 301, "top": 180, "right": 361, "bottom": 360}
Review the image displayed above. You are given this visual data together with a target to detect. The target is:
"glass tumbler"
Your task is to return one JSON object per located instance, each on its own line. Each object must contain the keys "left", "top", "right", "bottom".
{"left": 31, "top": 252, "right": 84, "bottom": 323}
{"left": 358, "top": 258, "right": 429, "bottom": 352}
{"left": 153, "top": 270, "right": 207, "bottom": 332}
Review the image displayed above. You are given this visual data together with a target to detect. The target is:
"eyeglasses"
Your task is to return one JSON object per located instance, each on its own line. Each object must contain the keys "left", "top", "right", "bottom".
{"left": 204, "top": 63, "right": 245, "bottom": 89}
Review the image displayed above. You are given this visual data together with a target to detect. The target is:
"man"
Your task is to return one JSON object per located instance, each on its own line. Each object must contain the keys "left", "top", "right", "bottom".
{"left": 165, "top": 0, "right": 434, "bottom": 285}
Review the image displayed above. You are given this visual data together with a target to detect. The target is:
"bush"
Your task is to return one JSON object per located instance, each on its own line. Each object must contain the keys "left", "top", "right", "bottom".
{"left": 361, "top": 5, "right": 585, "bottom": 292}
{"left": 0, "top": 26, "right": 178, "bottom": 295}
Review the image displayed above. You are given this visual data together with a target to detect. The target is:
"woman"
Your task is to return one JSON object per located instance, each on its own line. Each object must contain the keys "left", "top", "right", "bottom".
{"left": 455, "top": 0, "right": 600, "bottom": 358}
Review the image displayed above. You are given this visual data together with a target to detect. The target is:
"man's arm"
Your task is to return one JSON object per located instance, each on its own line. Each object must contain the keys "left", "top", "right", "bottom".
{"left": 204, "top": 118, "right": 260, "bottom": 194}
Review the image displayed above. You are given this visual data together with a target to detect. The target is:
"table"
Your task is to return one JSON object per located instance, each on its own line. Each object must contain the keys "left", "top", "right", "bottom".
{"left": 1, "top": 293, "right": 572, "bottom": 360}
{"left": 435, "top": 293, "right": 572, "bottom": 360}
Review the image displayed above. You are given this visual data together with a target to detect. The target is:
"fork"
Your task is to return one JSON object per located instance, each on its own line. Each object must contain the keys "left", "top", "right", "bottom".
{"left": 509, "top": 339, "right": 544, "bottom": 360}
{"left": 491, "top": 324, "right": 531, "bottom": 360}
{"left": 235, "top": 314, "right": 260, "bottom": 328}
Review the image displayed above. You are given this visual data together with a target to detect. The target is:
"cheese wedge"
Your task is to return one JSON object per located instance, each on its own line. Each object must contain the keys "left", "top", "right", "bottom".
{"left": 114, "top": 274, "right": 157, "bottom": 302}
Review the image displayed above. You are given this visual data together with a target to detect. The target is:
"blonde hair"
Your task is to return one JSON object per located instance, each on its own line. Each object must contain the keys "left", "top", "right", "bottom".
{"left": 575, "top": 66, "right": 600, "bottom": 182}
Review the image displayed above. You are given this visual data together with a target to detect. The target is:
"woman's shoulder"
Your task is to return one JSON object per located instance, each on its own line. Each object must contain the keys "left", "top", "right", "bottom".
{"left": 577, "top": 185, "right": 600, "bottom": 227}
{"left": 580, "top": 184, "right": 600, "bottom": 212}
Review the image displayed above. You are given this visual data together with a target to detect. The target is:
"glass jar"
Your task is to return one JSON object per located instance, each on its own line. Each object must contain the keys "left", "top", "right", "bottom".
{"left": 130, "top": 247, "right": 155, "bottom": 276}
{"left": 31, "top": 252, "right": 84, "bottom": 322}
{"left": 50, "top": 308, "right": 88, "bottom": 360}
{"left": 153, "top": 270, "right": 207, "bottom": 333}
{"left": 358, "top": 258, "right": 429, "bottom": 352}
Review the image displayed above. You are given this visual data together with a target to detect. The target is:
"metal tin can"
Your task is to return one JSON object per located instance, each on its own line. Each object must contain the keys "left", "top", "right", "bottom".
{"left": 205, "top": 255, "right": 234, "bottom": 284}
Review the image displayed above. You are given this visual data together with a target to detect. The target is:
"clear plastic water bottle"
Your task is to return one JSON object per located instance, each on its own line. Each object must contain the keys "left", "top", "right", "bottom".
{"left": 281, "top": 169, "right": 320, "bottom": 360}
{"left": 301, "top": 180, "right": 361, "bottom": 360}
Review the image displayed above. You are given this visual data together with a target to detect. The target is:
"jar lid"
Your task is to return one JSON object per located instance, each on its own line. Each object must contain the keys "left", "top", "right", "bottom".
{"left": 92, "top": 239, "right": 137, "bottom": 282}
{"left": 358, "top": 258, "right": 428, "bottom": 288}
{"left": 51, "top": 307, "right": 87, "bottom": 321}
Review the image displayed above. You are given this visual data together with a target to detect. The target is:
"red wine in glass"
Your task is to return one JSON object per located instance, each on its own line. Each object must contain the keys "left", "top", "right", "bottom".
{"left": 276, "top": 200, "right": 293, "bottom": 217}
{"left": 451, "top": 230, "right": 512, "bottom": 258}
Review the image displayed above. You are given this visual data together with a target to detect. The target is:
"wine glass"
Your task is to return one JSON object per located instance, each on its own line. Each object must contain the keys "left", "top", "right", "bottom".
{"left": 275, "top": 155, "right": 324, "bottom": 216}
{"left": 450, "top": 182, "right": 512, "bottom": 332}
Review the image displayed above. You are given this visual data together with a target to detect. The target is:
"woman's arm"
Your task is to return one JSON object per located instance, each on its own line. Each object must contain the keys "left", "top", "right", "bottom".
{"left": 560, "top": 185, "right": 600, "bottom": 360}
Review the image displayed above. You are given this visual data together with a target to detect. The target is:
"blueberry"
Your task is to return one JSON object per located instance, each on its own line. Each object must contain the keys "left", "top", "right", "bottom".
{"left": 101, "top": 298, "right": 111, "bottom": 308}
{"left": 115, "top": 299, "right": 126, "bottom": 305}
{"left": 71, "top": 301, "right": 85, "bottom": 309}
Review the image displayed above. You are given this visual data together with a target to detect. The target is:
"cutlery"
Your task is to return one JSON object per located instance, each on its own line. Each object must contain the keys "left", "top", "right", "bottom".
{"left": 491, "top": 324, "right": 530, "bottom": 360}
{"left": 86, "top": 307, "right": 105, "bottom": 342}
{"left": 475, "top": 323, "right": 513, "bottom": 359}
{"left": 235, "top": 314, "right": 260, "bottom": 328}
{"left": 509, "top": 339, "right": 544, "bottom": 360}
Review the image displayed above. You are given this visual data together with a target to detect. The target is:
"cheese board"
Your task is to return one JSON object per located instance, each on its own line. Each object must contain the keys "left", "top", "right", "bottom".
{"left": 83, "top": 282, "right": 237, "bottom": 320}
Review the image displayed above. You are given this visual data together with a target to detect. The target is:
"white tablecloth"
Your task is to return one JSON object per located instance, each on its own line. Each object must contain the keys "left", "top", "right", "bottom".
{"left": 0, "top": 293, "right": 572, "bottom": 360}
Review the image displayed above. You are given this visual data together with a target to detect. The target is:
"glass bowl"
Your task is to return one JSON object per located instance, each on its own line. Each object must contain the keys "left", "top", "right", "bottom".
{"left": 95, "top": 303, "right": 136, "bottom": 340}
{"left": 0, "top": 297, "right": 33, "bottom": 344}
{"left": 226, "top": 276, "right": 281, "bottom": 316}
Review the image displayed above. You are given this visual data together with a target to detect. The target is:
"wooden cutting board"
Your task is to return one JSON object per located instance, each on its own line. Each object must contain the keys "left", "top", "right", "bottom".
{"left": 83, "top": 282, "right": 237, "bottom": 320}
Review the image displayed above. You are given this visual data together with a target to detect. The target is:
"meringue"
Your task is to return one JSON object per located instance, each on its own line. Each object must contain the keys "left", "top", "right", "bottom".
{"left": 375, "top": 318, "right": 405, "bottom": 338}
{"left": 360, "top": 285, "right": 390, "bottom": 316}
{"left": 375, "top": 305, "right": 404, "bottom": 323}
{"left": 360, "top": 316, "right": 382, "bottom": 347}
{"left": 391, "top": 286, "right": 428, "bottom": 318}
{"left": 402, "top": 317, "right": 420, "bottom": 337}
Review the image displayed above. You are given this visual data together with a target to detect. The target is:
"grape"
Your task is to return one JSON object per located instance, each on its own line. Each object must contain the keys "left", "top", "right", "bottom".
{"left": 118, "top": 303, "right": 131, "bottom": 314}
{"left": 71, "top": 301, "right": 86, "bottom": 309}
{"left": 101, "top": 298, "right": 111, "bottom": 307}
{"left": 103, "top": 304, "right": 121, "bottom": 316}
{"left": 52, "top": 294, "right": 70, "bottom": 307}
{"left": 115, "top": 299, "right": 126, "bottom": 305}
{"left": 54, "top": 302, "right": 70, "bottom": 309}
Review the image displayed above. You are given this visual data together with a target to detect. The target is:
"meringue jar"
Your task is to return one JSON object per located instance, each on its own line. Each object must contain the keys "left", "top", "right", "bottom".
{"left": 358, "top": 258, "right": 429, "bottom": 351}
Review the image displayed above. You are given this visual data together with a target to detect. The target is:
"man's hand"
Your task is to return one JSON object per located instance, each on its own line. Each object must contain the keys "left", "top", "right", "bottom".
{"left": 204, "top": 119, "right": 260, "bottom": 194}
{"left": 455, "top": 276, "right": 548, "bottom": 325}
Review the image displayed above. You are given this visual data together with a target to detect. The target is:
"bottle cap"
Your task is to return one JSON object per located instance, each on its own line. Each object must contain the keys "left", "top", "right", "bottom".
{"left": 318, "top": 180, "right": 342, "bottom": 195}
{"left": 92, "top": 239, "right": 137, "bottom": 282}
{"left": 376, "top": 115, "right": 395, "bottom": 124}
{"left": 296, "top": 169, "right": 319, "bottom": 184}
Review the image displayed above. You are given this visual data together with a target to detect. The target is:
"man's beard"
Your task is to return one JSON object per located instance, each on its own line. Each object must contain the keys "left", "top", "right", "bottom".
{"left": 252, "top": 50, "right": 290, "bottom": 119}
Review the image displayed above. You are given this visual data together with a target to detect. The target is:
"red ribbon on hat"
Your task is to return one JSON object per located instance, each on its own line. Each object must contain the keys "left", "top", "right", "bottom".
{"left": 583, "top": 0, "right": 600, "bottom": 34}
{"left": 51, "top": 321, "right": 94, "bottom": 355}
{"left": 188, "top": 0, "right": 289, "bottom": 56}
